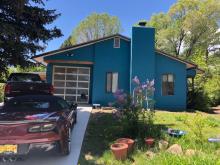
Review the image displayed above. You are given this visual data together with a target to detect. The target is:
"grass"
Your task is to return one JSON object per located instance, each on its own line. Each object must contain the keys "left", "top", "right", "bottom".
{"left": 78, "top": 110, "right": 220, "bottom": 165}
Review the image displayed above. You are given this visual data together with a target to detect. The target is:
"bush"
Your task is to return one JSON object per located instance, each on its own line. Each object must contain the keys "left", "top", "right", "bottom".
{"left": 203, "top": 75, "right": 220, "bottom": 106}
{"left": 0, "top": 83, "right": 4, "bottom": 103}
{"left": 187, "top": 88, "right": 210, "bottom": 112}
{"left": 113, "top": 77, "right": 156, "bottom": 140}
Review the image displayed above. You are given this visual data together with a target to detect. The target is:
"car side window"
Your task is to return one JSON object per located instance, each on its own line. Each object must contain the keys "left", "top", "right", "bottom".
{"left": 57, "top": 99, "right": 70, "bottom": 109}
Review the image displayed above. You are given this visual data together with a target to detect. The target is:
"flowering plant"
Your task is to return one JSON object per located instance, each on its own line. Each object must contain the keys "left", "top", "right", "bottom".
{"left": 112, "top": 76, "right": 155, "bottom": 138}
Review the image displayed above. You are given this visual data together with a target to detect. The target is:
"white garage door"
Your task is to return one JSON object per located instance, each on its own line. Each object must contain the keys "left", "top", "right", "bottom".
{"left": 53, "top": 66, "right": 90, "bottom": 103}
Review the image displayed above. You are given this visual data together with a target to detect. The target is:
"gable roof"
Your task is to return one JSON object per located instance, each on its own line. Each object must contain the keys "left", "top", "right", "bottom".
{"left": 32, "top": 34, "right": 203, "bottom": 73}
{"left": 32, "top": 34, "right": 130, "bottom": 64}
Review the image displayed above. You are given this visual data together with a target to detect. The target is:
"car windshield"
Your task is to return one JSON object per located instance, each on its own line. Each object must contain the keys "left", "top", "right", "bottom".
{"left": 8, "top": 74, "right": 41, "bottom": 82}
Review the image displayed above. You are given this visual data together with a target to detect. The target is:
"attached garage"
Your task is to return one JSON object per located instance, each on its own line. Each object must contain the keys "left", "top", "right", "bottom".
{"left": 52, "top": 66, "right": 90, "bottom": 104}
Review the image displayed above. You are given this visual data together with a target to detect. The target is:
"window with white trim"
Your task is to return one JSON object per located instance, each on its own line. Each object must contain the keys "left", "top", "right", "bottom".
{"left": 114, "top": 37, "right": 120, "bottom": 48}
{"left": 106, "top": 72, "right": 118, "bottom": 93}
{"left": 162, "top": 74, "right": 174, "bottom": 96}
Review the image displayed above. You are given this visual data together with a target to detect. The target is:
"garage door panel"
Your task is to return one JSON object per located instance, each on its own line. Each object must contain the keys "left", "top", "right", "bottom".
{"left": 66, "top": 75, "right": 77, "bottom": 81}
{"left": 78, "top": 75, "right": 90, "bottom": 81}
{"left": 54, "top": 88, "right": 64, "bottom": 94}
{"left": 54, "top": 74, "right": 65, "bottom": 80}
{"left": 54, "top": 67, "right": 65, "bottom": 73}
{"left": 78, "top": 68, "right": 90, "bottom": 74}
{"left": 54, "top": 81, "right": 65, "bottom": 87}
{"left": 66, "top": 89, "right": 77, "bottom": 95}
{"left": 66, "top": 68, "right": 77, "bottom": 74}
{"left": 77, "top": 89, "right": 89, "bottom": 95}
{"left": 66, "top": 82, "right": 77, "bottom": 87}
{"left": 78, "top": 82, "right": 89, "bottom": 88}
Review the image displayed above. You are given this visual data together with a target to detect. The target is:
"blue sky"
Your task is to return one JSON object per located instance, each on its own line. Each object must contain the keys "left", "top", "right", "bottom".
{"left": 42, "top": 0, "right": 177, "bottom": 53}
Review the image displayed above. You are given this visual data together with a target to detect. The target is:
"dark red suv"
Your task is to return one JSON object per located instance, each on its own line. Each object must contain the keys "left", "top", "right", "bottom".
{"left": 0, "top": 95, "right": 77, "bottom": 161}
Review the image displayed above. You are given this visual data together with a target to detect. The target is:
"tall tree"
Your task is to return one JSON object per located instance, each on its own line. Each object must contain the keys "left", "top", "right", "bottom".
{"left": 146, "top": 0, "right": 220, "bottom": 58}
{"left": 0, "top": 0, "right": 62, "bottom": 78}
{"left": 61, "top": 13, "right": 122, "bottom": 48}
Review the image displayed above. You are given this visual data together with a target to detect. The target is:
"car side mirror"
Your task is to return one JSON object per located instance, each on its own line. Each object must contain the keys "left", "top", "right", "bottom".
{"left": 70, "top": 103, "right": 77, "bottom": 110}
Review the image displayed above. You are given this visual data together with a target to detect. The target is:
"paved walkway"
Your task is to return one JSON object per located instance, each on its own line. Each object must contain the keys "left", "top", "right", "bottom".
{"left": 0, "top": 106, "right": 92, "bottom": 165}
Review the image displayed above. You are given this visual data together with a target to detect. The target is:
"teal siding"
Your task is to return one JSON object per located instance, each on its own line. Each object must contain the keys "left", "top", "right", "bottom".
{"left": 44, "top": 45, "right": 94, "bottom": 62}
{"left": 155, "top": 52, "right": 187, "bottom": 109}
{"left": 92, "top": 39, "right": 130, "bottom": 105}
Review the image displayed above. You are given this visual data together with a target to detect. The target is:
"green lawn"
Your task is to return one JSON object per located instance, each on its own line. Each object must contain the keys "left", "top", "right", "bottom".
{"left": 78, "top": 110, "right": 220, "bottom": 165}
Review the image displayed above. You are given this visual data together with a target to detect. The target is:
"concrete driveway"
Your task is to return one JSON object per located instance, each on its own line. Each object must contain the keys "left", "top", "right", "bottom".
{"left": 0, "top": 106, "right": 92, "bottom": 165}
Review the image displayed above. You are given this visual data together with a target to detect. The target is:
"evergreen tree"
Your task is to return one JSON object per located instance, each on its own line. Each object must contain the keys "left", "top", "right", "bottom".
{"left": 0, "top": 0, "right": 62, "bottom": 77}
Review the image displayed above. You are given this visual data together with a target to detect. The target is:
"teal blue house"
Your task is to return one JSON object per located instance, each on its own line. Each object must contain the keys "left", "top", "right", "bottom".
{"left": 33, "top": 24, "right": 203, "bottom": 109}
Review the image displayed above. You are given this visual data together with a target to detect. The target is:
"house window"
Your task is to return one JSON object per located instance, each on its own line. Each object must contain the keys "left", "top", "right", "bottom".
{"left": 114, "top": 37, "right": 120, "bottom": 48}
{"left": 162, "top": 74, "right": 174, "bottom": 96}
{"left": 106, "top": 72, "right": 118, "bottom": 93}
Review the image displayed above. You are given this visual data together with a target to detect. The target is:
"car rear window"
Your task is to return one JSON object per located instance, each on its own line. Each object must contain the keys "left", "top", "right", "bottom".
{"left": 6, "top": 101, "right": 50, "bottom": 109}
{"left": 3, "top": 100, "right": 54, "bottom": 112}
{"left": 8, "top": 74, "right": 41, "bottom": 82}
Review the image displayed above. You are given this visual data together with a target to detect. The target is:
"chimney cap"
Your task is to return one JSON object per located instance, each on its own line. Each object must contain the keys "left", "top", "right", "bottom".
{"left": 138, "top": 21, "right": 147, "bottom": 27}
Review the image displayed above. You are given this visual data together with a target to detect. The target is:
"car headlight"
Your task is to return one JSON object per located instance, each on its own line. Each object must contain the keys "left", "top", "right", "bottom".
{"left": 28, "top": 123, "right": 56, "bottom": 133}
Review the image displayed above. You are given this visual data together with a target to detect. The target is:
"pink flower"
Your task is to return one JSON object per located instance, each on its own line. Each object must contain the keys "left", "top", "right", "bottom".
{"left": 132, "top": 76, "right": 140, "bottom": 85}
{"left": 150, "top": 79, "right": 154, "bottom": 87}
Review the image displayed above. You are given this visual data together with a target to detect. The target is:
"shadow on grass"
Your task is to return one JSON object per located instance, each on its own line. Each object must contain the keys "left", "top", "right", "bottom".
{"left": 78, "top": 110, "right": 172, "bottom": 165}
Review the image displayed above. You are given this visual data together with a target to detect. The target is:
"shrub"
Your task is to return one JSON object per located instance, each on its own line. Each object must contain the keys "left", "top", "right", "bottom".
{"left": 183, "top": 112, "right": 207, "bottom": 143}
{"left": 113, "top": 77, "right": 156, "bottom": 139}
{"left": 0, "top": 83, "right": 4, "bottom": 103}
{"left": 187, "top": 88, "right": 210, "bottom": 112}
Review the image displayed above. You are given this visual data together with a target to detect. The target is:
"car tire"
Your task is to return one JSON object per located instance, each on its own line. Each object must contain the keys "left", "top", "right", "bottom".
{"left": 74, "top": 113, "right": 77, "bottom": 124}
{"left": 58, "top": 128, "right": 72, "bottom": 156}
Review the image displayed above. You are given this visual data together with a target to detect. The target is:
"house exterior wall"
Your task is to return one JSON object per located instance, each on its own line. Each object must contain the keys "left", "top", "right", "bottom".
{"left": 155, "top": 52, "right": 187, "bottom": 109}
{"left": 44, "top": 38, "right": 130, "bottom": 105}
{"left": 92, "top": 39, "right": 130, "bottom": 105}
{"left": 43, "top": 28, "right": 189, "bottom": 109}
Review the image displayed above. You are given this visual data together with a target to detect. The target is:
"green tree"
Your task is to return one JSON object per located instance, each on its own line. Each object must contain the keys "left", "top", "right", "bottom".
{"left": 0, "top": 0, "right": 62, "bottom": 78}
{"left": 61, "top": 13, "right": 122, "bottom": 48}
{"left": 146, "top": 0, "right": 220, "bottom": 58}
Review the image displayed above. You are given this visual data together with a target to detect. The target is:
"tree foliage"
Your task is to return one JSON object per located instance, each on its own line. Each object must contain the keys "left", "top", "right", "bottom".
{"left": 0, "top": 0, "right": 62, "bottom": 78}
{"left": 61, "top": 13, "right": 122, "bottom": 48}
{"left": 147, "top": 0, "right": 220, "bottom": 58}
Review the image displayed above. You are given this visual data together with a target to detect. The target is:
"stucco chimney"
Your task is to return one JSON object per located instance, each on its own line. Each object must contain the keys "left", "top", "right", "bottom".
{"left": 131, "top": 24, "right": 155, "bottom": 89}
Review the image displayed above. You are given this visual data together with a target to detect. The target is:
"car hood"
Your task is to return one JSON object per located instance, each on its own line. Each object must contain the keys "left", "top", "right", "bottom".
{"left": 0, "top": 111, "right": 61, "bottom": 123}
